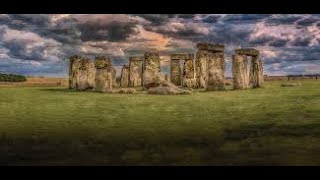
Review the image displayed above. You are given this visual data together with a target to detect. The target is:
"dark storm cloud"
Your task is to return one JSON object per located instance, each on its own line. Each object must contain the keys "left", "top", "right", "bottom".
{"left": 265, "top": 15, "right": 302, "bottom": 25}
{"left": 203, "top": 24, "right": 252, "bottom": 45}
{"left": 78, "top": 21, "right": 138, "bottom": 42}
{"left": 177, "top": 14, "right": 196, "bottom": 19}
{"left": 269, "top": 39, "right": 288, "bottom": 47}
{"left": 202, "top": 15, "right": 221, "bottom": 23}
{"left": 130, "top": 14, "right": 176, "bottom": 25}
{"left": 291, "top": 37, "right": 312, "bottom": 46}
{"left": 223, "top": 14, "right": 272, "bottom": 23}
{"left": 297, "top": 17, "right": 320, "bottom": 26}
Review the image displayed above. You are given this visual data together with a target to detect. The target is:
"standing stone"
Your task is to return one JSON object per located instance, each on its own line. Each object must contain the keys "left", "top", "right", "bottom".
{"left": 232, "top": 54, "right": 249, "bottom": 90}
{"left": 129, "top": 56, "right": 143, "bottom": 87}
{"left": 94, "top": 56, "right": 113, "bottom": 92}
{"left": 120, "top": 65, "right": 129, "bottom": 87}
{"left": 195, "top": 50, "right": 209, "bottom": 88}
{"left": 250, "top": 56, "right": 264, "bottom": 88}
{"left": 182, "top": 58, "right": 196, "bottom": 88}
{"left": 77, "top": 57, "right": 95, "bottom": 90}
{"left": 112, "top": 67, "right": 117, "bottom": 87}
{"left": 69, "top": 55, "right": 81, "bottom": 89}
{"left": 170, "top": 58, "right": 181, "bottom": 86}
{"left": 196, "top": 43, "right": 225, "bottom": 90}
{"left": 142, "top": 52, "right": 161, "bottom": 88}
{"left": 206, "top": 52, "right": 225, "bottom": 91}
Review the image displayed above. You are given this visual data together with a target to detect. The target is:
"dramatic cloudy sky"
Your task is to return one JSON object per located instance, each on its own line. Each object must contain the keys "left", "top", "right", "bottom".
{"left": 0, "top": 14, "right": 319, "bottom": 77}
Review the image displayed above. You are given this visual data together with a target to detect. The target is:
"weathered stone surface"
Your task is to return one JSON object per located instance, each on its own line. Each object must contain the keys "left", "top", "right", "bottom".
{"left": 232, "top": 54, "right": 249, "bottom": 90}
{"left": 142, "top": 52, "right": 161, "bottom": 88}
{"left": 94, "top": 56, "right": 113, "bottom": 92}
{"left": 112, "top": 67, "right": 117, "bottom": 87}
{"left": 197, "top": 43, "right": 225, "bottom": 52}
{"left": 196, "top": 50, "right": 210, "bottom": 88}
{"left": 69, "top": 55, "right": 81, "bottom": 89}
{"left": 206, "top": 52, "right": 225, "bottom": 91}
{"left": 129, "top": 56, "right": 143, "bottom": 87}
{"left": 76, "top": 57, "right": 95, "bottom": 90}
{"left": 170, "top": 59, "right": 181, "bottom": 86}
{"left": 171, "top": 53, "right": 194, "bottom": 60}
{"left": 250, "top": 56, "right": 264, "bottom": 88}
{"left": 235, "top": 48, "right": 259, "bottom": 57}
{"left": 147, "top": 81, "right": 192, "bottom": 95}
{"left": 108, "top": 88, "right": 137, "bottom": 94}
{"left": 182, "top": 59, "right": 196, "bottom": 88}
{"left": 120, "top": 65, "right": 129, "bottom": 87}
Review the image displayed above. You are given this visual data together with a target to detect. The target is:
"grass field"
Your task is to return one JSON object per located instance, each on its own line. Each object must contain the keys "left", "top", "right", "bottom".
{"left": 0, "top": 80, "right": 320, "bottom": 165}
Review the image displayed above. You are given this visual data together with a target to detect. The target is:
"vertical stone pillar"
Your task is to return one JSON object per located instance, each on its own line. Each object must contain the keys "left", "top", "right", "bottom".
{"left": 112, "top": 67, "right": 117, "bottom": 87}
{"left": 77, "top": 57, "right": 95, "bottom": 90}
{"left": 250, "top": 56, "right": 264, "bottom": 88}
{"left": 196, "top": 43, "right": 225, "bottom": 90}
{"left": 232, "top": 54, "right": 248, "bottom": 90}
{"left": 69, "top": 55, "right": 81, "bottom": 89}
{"left": 196, "top": 50, "right": 209, "bottom": 88}
{"left": 235, "top": 48, "right": 263, "bottom": 89}
{"left": 182, "top": 56, "right": 196, "bottom": 88}
{"left": 206, "top": 52, "right": 225, "bottom": 91}
{"left": 142, "top": 52, "right": 161, "bottom": 88}
{"left": 129, "top": 56, "right": 143, "bottom": 87}
{"left": 94, "top": 56, "right": 113, "bottom": 92}
{"left": 170, "top": 57, "right": 181, "bottom": 86}
{"left": 120, "top": 65, "right": 129, "bottom": 87}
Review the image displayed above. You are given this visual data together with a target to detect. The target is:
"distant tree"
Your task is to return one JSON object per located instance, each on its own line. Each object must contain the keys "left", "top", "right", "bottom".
{"left": 0, "top": 73, "right": 27, "bottom": 82}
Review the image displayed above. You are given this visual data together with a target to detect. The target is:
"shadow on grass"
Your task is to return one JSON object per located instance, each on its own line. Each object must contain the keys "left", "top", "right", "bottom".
{"left": 39, "top": 88, "right": 92, "bottom": 93}
{"left": 224, "top": 123, "right": 320, "bottom": 141}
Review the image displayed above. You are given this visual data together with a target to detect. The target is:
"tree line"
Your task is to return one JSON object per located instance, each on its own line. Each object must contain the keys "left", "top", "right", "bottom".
{"left": 0, "top": 73, "right": 27, "bottom": 82}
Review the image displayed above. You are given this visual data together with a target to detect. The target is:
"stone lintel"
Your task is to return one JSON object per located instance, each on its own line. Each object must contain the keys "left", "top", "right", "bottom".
{"left": 235, "top": 48, "right": 260, "bottom": 56}
{"left": 197, "top": 43, "right": 225, "bottom": 52}
{"left": 171, "top": 53, "right": 194, "bottom": 60}
{"left": 129, "top": 56, "right": 144, "bottom": 61}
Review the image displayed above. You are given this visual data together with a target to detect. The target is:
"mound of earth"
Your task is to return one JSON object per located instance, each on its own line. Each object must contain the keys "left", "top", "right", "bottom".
{"left": 147, "top": 81, "right": 192, "bottom": 95}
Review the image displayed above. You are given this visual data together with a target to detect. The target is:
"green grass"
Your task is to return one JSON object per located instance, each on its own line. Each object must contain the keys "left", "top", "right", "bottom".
{"left": 0, "top": 80, "right": 320, "bottom": 165}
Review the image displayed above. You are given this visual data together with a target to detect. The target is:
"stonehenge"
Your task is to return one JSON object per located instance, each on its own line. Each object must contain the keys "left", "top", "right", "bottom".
{"left": 94, "top": 56, "right": 113, "bottom": 92}
{"left": 68, "top": 43, "right": 264, "bottom": 93}
{"left": 129, "top": 56, "right": 143, "bottom": 87}
{"left": 196, "top": 43, "right": 225, "bottom": 90}
{"left": 142, "top": 52, "right": 161, "bottom": 88}
{"left": 120, "top": 65, "right": 129, "bottom": 87}
{"left": 170, "top": 53, "right": 196, "bottom": 88}
{"left": 232, "top": 48, "right": 264, "bottom": 89}
{"left": 69, "top": 55, "right": 95, "bottom": 90}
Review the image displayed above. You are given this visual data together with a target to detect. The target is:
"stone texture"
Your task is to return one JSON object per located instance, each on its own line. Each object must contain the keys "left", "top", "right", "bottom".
{"left": 182, "top": 59, "right": 196, "bottom": 88}
{"left": 112, "top": 67, "right": 117, "bottom": 87}
{"left": 142, "top": 52, "right": 161, "bottom": 88}
{"left": 250, "top": 56, "right": 264, "bottom": 88}
{"left": 235, "top": 48, "right": 260, "bottom": 57}
{"left": 69, "top": 55, "right": 81, "bottom": 89}
{"left": 197, "top": 43, "right": 225, "bottom": 52}
{"left": 76, "top": 57, "right": 95, "bottom": 90}
{"left": 129, "top": 56, "right": 143, "bottom": 87}
{"left": 206, "top": 52, "right": 225, "bottom": 91}
{"left": 170, "top": 59, "right": 181, "bottom": 86}
{"left": 120, "top": 65, "right": 129, "bottom": 87}
{"left": 195, "top": 50, "right": 210, "bottom": 88}
{"left": 94, "top": 56, "right": 113, "bottom": 92}
{"left": 171, "top": 53, "right": 194, "bottom": 60}
{"left": 232, "top": 54, "right": 249, "bottom": 90}
{"left": 147, "top": 81, "right": 192, "bottom": 95}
